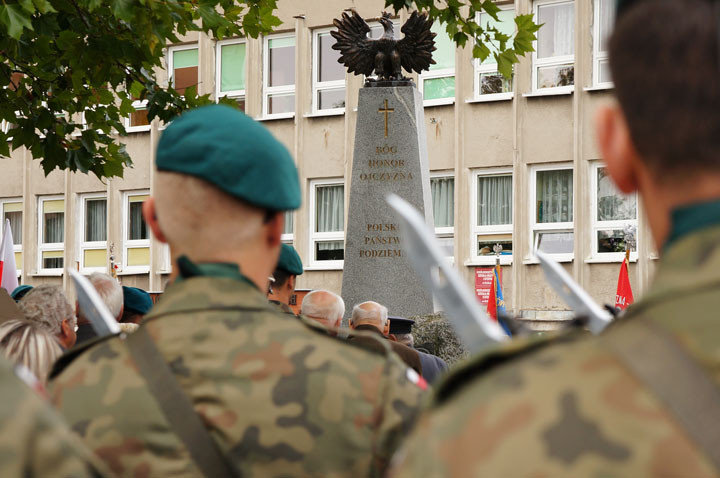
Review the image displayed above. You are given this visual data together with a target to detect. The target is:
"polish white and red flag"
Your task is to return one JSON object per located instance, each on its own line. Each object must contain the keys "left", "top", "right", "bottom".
{"left": 0, "top": 219, "right": 18, "bottom": 294}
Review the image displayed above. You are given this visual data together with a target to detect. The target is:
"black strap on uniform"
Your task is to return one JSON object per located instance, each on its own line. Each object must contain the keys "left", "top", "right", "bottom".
{"left": 606, "top": 317, "right": 720, "bottom": 470}
{"left": 125, "top": 327, "right": 238, "bottom": 477}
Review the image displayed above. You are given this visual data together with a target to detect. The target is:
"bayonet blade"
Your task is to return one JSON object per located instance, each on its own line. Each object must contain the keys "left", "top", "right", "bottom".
{"left": 534, "top": 249, "right": 613, "bottom": 334}
{"left": 69, "top": 269, "right": 121, "bottom": 336}
{"left": 387, "top": 194, "right": 507, "bottom": 354}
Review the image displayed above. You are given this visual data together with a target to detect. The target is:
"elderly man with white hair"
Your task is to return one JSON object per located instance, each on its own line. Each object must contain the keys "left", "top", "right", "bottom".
{"left": 75, "top": 273, "right": 124, "bottom": 346}
{"left": 19, "top": 284, "right": 77, "bottom": 350}
{"left": 348, "top": 301, "right": 422, "bottom": 376}
{"left": 301, "top": 290, "right": 344, "bottom": 335}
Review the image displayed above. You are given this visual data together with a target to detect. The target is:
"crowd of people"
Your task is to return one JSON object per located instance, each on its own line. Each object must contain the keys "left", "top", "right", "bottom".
{"left": 1, "top": 1, "right": 719, "bottom": 476}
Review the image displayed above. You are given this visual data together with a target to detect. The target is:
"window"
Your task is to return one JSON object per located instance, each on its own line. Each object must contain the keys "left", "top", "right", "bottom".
{"left": 1, "top": 199, "right": 22, "bottom": 274}
{"left": 531, "top": 165, "right": 574, "bottom": 260}
{"left": 592, "top": 164, "right": 637, "bottom": 260}
{"left": 80, "top": 194, "right": 107, "bottom": 272}
{"left": 216, "top": 39, "right": 247, "bottom": 111}
{"left": 38, "top": 196, "right": 64, "bottom": 273}
{"left": 533, "top": 0, "right": 575, "bottom": 92}
{"left": 472, "top": 170, "right": 513, "bottom": 264}
{"left": 419, "top": 21, "right": 455, "bottom": 105}
{"left": 310, "top": 180, "right": 344, "bottom": 268}
{"left": 169, "top": 45, "right": 199, "bottom": 96}
{"left": 123, "top": 191, "right": 150, "bottom": 273}
{"left": 125, "top": 100, "right": 150, "bottom": 132}
{"left": 474, "top": 8, "right": 516, "bottom": 98}
{"left": 312, "top": 29, "right": 345, "bottom": 114}
{"left": 431, "top": 175, "right": 455, "bottom": 258}
{"left": 282, "top": 211, "right": 294, "bottom": 244}
{"left": 593, "top": 0, "right": 615, "bottom": 87}
{"left": 263, "top": 34, "right": 295, "bottom": 118}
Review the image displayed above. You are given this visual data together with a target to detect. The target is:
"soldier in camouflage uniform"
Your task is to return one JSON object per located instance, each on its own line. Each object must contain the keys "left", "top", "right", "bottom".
{"left": 0, "top": 356, "right": 108, "bottom": 477}
{"left": 50, "top": 105, "right": 425, "bottom": 477}
{"left": 268, "top": 243, "right": 303, "bottom": 316}
{"left": 390, "top": 1, "right": 720, "bottom": 476}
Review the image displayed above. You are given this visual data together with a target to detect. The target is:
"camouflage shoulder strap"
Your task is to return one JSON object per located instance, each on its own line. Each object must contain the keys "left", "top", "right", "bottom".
{"left": 125, "top": 327, "right": 238, "bottom": 477}
{"left": 606, "top": 317, "right": 720, "bottom": 470}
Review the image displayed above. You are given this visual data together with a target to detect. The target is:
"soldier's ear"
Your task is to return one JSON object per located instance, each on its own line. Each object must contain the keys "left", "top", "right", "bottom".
{"left": 595, "top": 104, "right": 640, "bottom": 195}
{"left": 142, "top": 198, "right": 168, "bottom": 244}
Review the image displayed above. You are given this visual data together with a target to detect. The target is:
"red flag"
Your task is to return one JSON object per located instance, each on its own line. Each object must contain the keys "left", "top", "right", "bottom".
{"left": 487, "top": 270, "right": 497, "bottom": 321}
{"left": 615, "top": 255, "right": 634, "bottom": 310}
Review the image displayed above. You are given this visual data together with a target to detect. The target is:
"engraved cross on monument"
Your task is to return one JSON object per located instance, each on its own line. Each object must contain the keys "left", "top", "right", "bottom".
{"left": 331, "top": 10, "right": 437, "bottom": 318}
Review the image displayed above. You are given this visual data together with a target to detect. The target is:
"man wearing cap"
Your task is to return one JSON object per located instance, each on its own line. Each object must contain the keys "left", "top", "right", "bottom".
{"left": 390, "top": 1, "right": 720, "bottom": 476}
{"left": 120, "top": 286, "right": 153, "bottom": 324}
{"left": 388, "top": 316, "right": 448, "bottom": 384}
{"left": 49, "top": 105, "right": 424, "bottom": 477}
{"left": 267, "top": 243, "right": 303, "bottom": 316}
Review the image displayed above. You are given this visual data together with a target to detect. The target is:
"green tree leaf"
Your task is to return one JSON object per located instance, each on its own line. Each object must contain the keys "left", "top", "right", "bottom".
{"left": 0, "top": 4, "right": 33, "bottom": 39}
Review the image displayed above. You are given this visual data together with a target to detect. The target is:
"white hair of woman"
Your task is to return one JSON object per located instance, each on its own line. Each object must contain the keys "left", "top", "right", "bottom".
{"left": 0, "top": 319, "right": 62, "bottom": 383}
{"left": 19, "top": 284, "right": 76, "bottom": 335}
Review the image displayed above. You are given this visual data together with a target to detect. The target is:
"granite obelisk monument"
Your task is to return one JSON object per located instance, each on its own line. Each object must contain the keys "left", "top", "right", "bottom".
{"left": 331, "top": 11, "right": 437, "bottom": 318}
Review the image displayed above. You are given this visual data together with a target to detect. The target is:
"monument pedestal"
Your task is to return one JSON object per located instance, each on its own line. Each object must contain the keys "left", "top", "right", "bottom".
{"left": 341, "top": 86, "right": 434, "bottom": 318}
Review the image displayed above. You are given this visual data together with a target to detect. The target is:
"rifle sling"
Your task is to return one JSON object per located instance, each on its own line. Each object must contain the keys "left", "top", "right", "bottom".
{"left": 606, "top": 317, "right": 720, "bottom": 470}
{"left": 125, "top": 327, "right": 237, "bottom": 477}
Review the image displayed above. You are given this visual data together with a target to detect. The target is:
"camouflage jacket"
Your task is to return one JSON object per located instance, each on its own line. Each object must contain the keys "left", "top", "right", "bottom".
{"left": 0, "top": 357, "right": 109, "bottom": 477}
{"left": 390, "top": 225, "right": 720, "bottom": 477}
{"left": 50, "top": 275, "right": 425, "bottom": 477}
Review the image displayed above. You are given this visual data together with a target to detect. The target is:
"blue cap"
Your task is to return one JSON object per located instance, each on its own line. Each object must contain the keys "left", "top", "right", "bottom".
{"left": 11, "top": 285, "right": 33, "bottom": 302}
{"left": 156, "top": 105, "right": 301, "bottom": 211}
{"left": 122, "top": 286, "right": 153, "bottom": 315}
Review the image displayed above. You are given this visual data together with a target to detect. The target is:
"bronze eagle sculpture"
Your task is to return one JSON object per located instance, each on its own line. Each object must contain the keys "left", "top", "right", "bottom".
{"left": 331, "top": 11, "right": 437, "bottom": 84}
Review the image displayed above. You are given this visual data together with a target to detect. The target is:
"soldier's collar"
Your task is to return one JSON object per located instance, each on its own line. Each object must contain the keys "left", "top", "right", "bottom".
{"left": 665, "top": 199, "right": 720, "bottom": 251}
{"left": 175, "top": 255, "right": 258, "bottom": 291}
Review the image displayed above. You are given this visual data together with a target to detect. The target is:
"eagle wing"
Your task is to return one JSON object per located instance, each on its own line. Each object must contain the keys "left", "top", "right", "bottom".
{"left": 331, "top": 11, "right": 377, "bottom": 77}
{"left": 397, "top": 11, "right": 437, "bottom": 74}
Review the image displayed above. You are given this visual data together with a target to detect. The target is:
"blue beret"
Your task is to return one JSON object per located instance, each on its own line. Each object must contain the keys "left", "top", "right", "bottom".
{"left": 276, "top": 244, "right": 303, "bottom": 276}
{"left": 122, "top": 286, "right": 153, "bottom": 315}
{"left": 156, "top": 105, "right": 300, "bottom": 211}
{"left": 11, "top": 285, "right": 33, "bottom": 302}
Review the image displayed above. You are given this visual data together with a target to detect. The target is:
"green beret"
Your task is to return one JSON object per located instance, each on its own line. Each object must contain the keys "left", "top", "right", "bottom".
{"left": 122, "top": 286, "right": 153, "bottom": 315}
{"left": 11, "top": 285, "right": 32, "bottom": 302}
{"left": 156, "top": 105, "right": 300, "bottom": 211}
{"left": 276, "top": 244, "right": 303, "bottom": 276}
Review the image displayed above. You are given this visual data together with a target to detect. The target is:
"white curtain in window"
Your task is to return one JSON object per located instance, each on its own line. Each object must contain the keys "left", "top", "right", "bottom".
{"left": 316, "top": 185, "right": 344, "bottom": 233}
{"left": 431, "top": 178, "right": 454, "bottom": 228}
{"left": 537, "top": 169, "right": 573, "bottom": 223}
{"left": 597, "top": 168, "right": 636, "bottom": 221}
{"left": 44, "top": 213, "right": 64, "bottom": 243}
{"left": 478, "top": 175, "right": 512, "bottom": 226}
{"left": 85, "top": 200, "right": 107, "bottom": 242}
{"left": 129, "top": 203, "right": 147, "bottom": 240}
{"left": 538, "top": 2, "right": 574, "bottom": 58}
{"left": 599, "top": 0, "right": 616, "bottom": 52}
{"left": 4, "top": 212, "right": 21, "bottom": 244}
{"left": 284, "top": 211, "right": 293, "bottom": 235}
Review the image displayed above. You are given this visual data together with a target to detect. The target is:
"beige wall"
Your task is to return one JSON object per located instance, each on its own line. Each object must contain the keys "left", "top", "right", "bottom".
{"left": 0, "top": 0, "right": 652, "bottom": 319}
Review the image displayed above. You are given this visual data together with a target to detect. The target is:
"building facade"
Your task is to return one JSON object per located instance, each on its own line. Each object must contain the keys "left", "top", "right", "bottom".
{"left": 0, "top": 0, "right": 655, "bottom": 325}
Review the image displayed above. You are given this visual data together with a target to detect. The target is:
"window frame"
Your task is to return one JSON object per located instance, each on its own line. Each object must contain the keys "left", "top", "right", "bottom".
{"left": 470, "top": 168, "right": 514, "bottom": 265}
{"left": 262, "top": 33, "right": 296, "bottom": 120}
{"left": 308, "top": 178, "right": 345, "bottom": 270}
{"left": 215, "top": 38, "right": 247, "bottom": 106}
{"left": 473, "top": 6, "right": 516, "bottom": 101}
{"left": 531, "top": 0, "right": 576, "bottom": 94}
{"left": 529, "top": 163, "right": 575, "bottom": 262}
{"left": 312, "top": 28, "right": 346, "bottom": 116}
{"left": 78, "top": 193, "right": 108, "bottom": 274}
{"left": 590, "top": 162, "right": 638, "bottom": 262}
{"left": 1, "top": 198, "right": 23, "bottom": 276}
{"left": 167, "top": 43, "right": 199, "bottom": 93}
{"left": 592, "top": 0, "right": 614, "bottom": 88}
{"left": 418, "top": 23, "right": 456, "bottom": 107}
{"left": 122, "top": 190, "right": 151, "bottom": 274}
{"left": 124, "top": 99, "right": 151, "bottom": 133}
{"left": 37, "top": 195, "right": 65, "bottom": 275}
